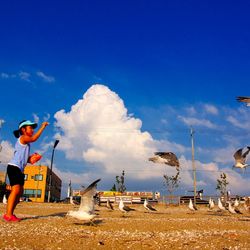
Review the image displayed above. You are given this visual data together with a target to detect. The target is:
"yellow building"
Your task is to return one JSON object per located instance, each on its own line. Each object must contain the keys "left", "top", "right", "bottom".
{"left": 23, "top": 165, "right": 62, "bottom": 202}
{"left": 0, "top": 171, "right": 6, "bottom": 183}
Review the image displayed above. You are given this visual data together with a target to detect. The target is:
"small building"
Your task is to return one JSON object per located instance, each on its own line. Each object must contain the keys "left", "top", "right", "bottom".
{"left": 23, "top": 165, "right": 62, "bottom": 202}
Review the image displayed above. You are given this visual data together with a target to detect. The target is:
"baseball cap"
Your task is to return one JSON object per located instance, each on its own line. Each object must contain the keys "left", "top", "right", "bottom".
{"left": 13, "top": 120, "right": 38, "bottom": 138}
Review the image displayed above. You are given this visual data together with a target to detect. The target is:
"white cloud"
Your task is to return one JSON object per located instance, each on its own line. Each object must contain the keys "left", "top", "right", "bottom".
{"left": 1, "top": 73, "right": 10, "bottom": 79}
{"left": 185, "top": 106, "right": 197, "bottom": 116}
{"left": 37, "top": 71, "right": 55, "bottom": 83}
{"left": 226, "top": 115, "right": 250, "bottom": 129}
{"left": 0, "top": 140, "right": 14, "bottom": 164}
{"left": 178, "top": 116, "right": 217, "bottom": 129}
{"left": 19, "top": 71, "right": 31, "bottom": 82}
{"left": 204, "top": 104, "right": 218, "bottom": 115}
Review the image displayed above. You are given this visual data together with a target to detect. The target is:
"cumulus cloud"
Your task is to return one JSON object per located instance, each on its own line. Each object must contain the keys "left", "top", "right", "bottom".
{"left": 37, "top": 71, "right": 55, "bottom": 83}
{"left": 52, "top": 84, "right": 250, "bottom": 194}
{"left": 0, "top": 140, "right": 14, "bottom": 164}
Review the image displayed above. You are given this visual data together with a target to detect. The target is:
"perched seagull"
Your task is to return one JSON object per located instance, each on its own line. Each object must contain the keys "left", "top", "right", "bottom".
{"left": 243, "top": 197, "right": 250, "bottom": 212}
{"left": 70, "top": 196, "right": 79, "bottom": 205}
{"left": 106, "top": 199, "right": 114, "bottom": 210}
{"left": 188, "top": 199, "right": 197, "bottom": 212}
{"left": 236, "top": 96, "right": 250, "bottom": 106}
{"left": 119, "top": 199, "right": 135, "bottom": 216}
{"left": 67, "top": 179, "right": 101, "bottom": 223}
{"left": 208, "top": 198, "right": 215, "bottom": 210}
{"left": 234, "top": 199, "right": 240, "bottom": 207}
{"left": 233, "top": 147, "right": 250, "bottom": 170}
{"left": 149, "top": 152, "right": 180, "bottom": 169}
{"left": 3, "top": 194, "right": 7, "bottom": 205}
{"left": 228, "top": 202, "right": 236, "bottom": 214}
{"left": 218, "top": 198, "right": 226, "bottom": 211}
{"left": 144, "top": 199, "right": 157, "bottom": 212}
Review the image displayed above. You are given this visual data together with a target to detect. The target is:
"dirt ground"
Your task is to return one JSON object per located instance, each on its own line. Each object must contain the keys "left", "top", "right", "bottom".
{"left": 0, "top": 202, "right": 250, "bottom": 250}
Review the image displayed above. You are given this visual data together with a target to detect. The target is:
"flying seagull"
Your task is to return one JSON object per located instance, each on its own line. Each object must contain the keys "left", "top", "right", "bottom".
{"left": 119, "top": 199, "right": 135, "bottom": 216}
{"left": 149, "top": 152, "right": 180, "bottom": 169}
{"left": 67, "top": 178, "right": 101, "bottom": 223}
{"left": 106, "top": 199, "right": 114, "bottom": 210}
{"left": 236, "top": 96, "right": 250, "bottom": 106}
{"left": 144, "top": 199, "right": 157, "bottom": 212}
{"left": 233, "top": 147, "right": 250, "bottom": 170}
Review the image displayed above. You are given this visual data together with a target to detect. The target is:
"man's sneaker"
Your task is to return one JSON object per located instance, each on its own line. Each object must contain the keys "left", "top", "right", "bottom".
{"left": 2, "top": 214, "right": 21, "bottom": 222}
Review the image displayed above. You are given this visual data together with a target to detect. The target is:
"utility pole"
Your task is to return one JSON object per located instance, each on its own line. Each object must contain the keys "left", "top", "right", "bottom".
{"left": 191, "top": 127, "right": 197, "bottom": 205}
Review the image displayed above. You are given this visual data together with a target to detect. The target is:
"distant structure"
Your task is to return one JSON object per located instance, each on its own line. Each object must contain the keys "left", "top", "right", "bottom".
{"left": 23, "top": 165, "right": 62, "bottom": 202}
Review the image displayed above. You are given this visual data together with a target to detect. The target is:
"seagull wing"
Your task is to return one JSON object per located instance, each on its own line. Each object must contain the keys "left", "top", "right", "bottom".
{"left": 79, "top": 179, "right": 101, "bottom": 213}
{"left": 242, "top": 147, "right": 250, "bottom": 159}
{"left": 154, "top": 152, "right": 180, "bottom": 167}
{"left": 233, "top": 148, "right": 243, "bottom": 161}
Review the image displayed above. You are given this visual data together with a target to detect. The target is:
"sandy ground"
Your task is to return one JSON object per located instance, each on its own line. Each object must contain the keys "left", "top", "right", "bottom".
{"left": 0, "top": 202, "right": 250, "bottom": 250}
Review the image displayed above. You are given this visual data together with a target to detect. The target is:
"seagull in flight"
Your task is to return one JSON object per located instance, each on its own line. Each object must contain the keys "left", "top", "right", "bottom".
{"left": 144, "top": 199, "right": 157, "bottom": 212}
{"left": 236, "top": 96, "right": 250, "bottom": 106}
{"left": 233, "top": 147, "right": 250, "bottom": 170}
{"left": 149, "top": 152, "right": 180, "bottom": 169}
{"left": 67, "top": 179, "right": 101, "bottom": 223}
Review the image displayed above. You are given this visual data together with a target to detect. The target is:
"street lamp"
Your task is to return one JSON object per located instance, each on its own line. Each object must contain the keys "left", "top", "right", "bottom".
{"left": 47, "top": 139, "right": 59, "bottom": 202}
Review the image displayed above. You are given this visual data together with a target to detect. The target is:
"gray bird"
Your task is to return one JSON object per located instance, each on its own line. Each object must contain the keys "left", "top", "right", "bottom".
{"left": 106, "top": 199, "right": 114, "bottom": 210}
{"left": 149, "top": 152, "right": 180, "bottom": 169}
{"left": 236, "top": 96, "right": 250, "bottom": 106}
{"left": 119, "top": 199, "right": 135, "bottom": 216}
{"left": 233, "top": 147, "right": 250, "bottom": 170}
{"left": 67, "top": 179, "right": 101, "bottom": 222}
{"left": 144, "top": 199, "right": 157, "bottom": 212}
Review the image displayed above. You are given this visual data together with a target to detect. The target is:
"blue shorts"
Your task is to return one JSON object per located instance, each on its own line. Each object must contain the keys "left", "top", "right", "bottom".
{"left": 7, "top": 165, "right": 25, "bottom": 186}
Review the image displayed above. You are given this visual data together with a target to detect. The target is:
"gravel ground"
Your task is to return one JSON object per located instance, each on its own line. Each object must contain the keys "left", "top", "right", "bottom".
{"left": 0, "top": 202, "right": 250, "bottom": 249}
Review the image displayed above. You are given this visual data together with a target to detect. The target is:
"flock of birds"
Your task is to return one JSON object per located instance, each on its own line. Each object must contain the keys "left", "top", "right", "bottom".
{"left": 64, "top": 178, "right": 250, "bottom": 225}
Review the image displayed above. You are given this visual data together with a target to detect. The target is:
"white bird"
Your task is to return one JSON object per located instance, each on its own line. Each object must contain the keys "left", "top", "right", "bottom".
{"left": 234, "top": 199, "right": 240, "bottom": 207}
{"left": 228, "top": 202, "right": 236, "bottom": 214}
{"left": 3, "top": 194, "right": 7, "bottom": 205}
{"left": 236, "top": 96, "right": 250, "bottom": 106}
{"left": 69, "top": 196, "right": 79, "bottom": 205}
{"left": 149, "top": 152, "right": 180, "bottom": 170}
{"left": 188, "top": 199, "right": 197, "bottom": 211}
{"left": 218, "top": 198, "right": 226, "bottom": 211}
{"left": 208, "top": 198, "right": 215, "bottom": 210}
{"left": 106, "top": 199, "right": 114, "bottom": 210}
{"left": 144, "top": 199, "right": 157, "bottom": 212}
{"left": 243, "top": 197, "right": 250, "bottom": 212}
{"left": 67, "top": 179, "right": 101, "bottom": 222}
{"left": 233, "top": 147, "right": 250, "bottom": 170}
{"left": 119, "top": 199, "right": 135, "bottom": 215}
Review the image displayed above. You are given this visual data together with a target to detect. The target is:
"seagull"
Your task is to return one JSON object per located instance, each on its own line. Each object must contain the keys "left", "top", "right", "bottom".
{"left": 218, "top": 198, "right": 226, "bottom": 211}
{"left": 234, "top": 198, "right": 240, "bottom": 207}
{"left": 119, "top": 199, "right": 135, "bottom": 216}
{"left": 3, "top": 194, "right": 7, "bottom": 205}
{"left": 208, "top": 198, "right": 215, "bottom": 210}
{"left": 144, "top": 199, "right": 157, "bottom": 212}
{"left": 233, "top": 147, "right": 250, "bottom": 170}
{"left": 228, "top": 202, "right": 236, "bottom": 214}
{"left": 149, "top": 152, "right": 180, "bottom": 169}
{"left": 106, "top": 199, "right": 114, "bottom": 210}
{"left": 243, "top": 197, "right": 250, "bottom": 212}
{"left": 236, "top": 96, "right": 250, "bottom": 106}
{"left": 188, "top": 199, "right": 197, "bottom": 212}
{"left": 67, "top": 178, "right": 101, "bottom": 223}
{"left": 69, "top": 196, "right": 79, "bottom": 205}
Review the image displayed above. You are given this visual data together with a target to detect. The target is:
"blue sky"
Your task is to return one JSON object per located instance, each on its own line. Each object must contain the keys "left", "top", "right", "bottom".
{"left": 0, "top": 1, "right": 250, "bottom": 197}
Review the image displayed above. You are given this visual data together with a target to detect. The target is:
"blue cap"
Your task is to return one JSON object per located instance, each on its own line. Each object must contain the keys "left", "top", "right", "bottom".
{"left": 18, "top": 120, "right": 37, "bottom": 129}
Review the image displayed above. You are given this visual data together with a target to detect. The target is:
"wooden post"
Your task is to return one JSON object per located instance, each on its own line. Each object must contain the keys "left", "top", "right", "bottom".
{"left": 191, "top": 127, "right": 197, "bottom": 205}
